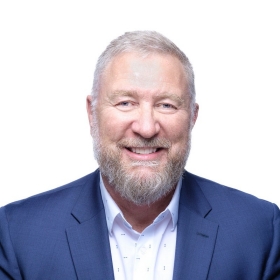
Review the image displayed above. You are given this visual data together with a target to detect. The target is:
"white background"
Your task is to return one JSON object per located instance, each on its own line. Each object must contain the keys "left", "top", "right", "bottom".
{"left": 0, "top": 1, "right": 279, "bottom": 207}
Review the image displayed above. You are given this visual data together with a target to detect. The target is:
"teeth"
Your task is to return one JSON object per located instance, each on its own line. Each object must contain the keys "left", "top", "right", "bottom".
{"left": 131, "top": 148, "right": 157, "bottom": 154}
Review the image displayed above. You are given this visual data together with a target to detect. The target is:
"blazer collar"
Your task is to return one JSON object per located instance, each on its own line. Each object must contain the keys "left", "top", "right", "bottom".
{"left": 173, "top": 171, "right": 219, "bottom": 280}
{"left": 66, "top": 170, "right": 115, "bottom": 280}
{"left": 180, "top": 171, "right": 212, "bottom": 218}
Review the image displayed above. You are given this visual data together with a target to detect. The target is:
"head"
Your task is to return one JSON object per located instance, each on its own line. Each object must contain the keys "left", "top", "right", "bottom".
{"left": 87, "top": 31, "right": 198, "bottom": 205}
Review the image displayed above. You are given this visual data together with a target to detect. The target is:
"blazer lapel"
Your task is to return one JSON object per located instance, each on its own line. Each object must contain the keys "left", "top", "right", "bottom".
{"left": 173, "top": 172, "right": 219, "bottom": 280}
{"left": 66, "top": 170, "right": 115, "bottom": 280}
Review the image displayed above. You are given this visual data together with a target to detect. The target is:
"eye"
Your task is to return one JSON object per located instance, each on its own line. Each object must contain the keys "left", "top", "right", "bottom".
{"left": 156, "top": 103, "right": 178, "bottom": 112}
{"left": 161, "top": 103, "right": 176, "bottom": 109}
{"left": 115, "top": 100, "right": 136, "bottom": 111}
{"left": 118, "top": 101, "right": 131, "bottom": 106}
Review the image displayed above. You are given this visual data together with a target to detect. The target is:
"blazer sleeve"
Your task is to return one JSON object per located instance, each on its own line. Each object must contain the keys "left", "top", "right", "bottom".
{"left": 0, "top": 206, "right": 22, "bottom": 280}
{"left": 264, "top": 203, "right": 280, "bottom": 280}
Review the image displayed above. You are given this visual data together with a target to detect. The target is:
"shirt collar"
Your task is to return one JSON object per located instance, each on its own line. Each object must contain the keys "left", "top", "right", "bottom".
{"left": 99, "top": 175, "right": 121, "bottom": 236}
{"left": 100, "top": 174, "right": 182, "bottom": 235}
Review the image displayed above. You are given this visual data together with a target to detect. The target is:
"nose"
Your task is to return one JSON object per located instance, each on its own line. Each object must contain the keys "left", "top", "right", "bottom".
{"left": 131, "top": 105, "right": 160, "bottom": 139}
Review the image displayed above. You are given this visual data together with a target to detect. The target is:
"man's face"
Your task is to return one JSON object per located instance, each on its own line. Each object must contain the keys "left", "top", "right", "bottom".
{"left": 87, "top": 52, "right": 198, "bottom": 205}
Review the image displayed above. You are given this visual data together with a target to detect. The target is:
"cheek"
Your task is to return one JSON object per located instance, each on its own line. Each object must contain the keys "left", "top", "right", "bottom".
{"left": 161, "top": 114, "right": 190, "bottom": 142}
{"left": 98, "top": 112, "right": 131, "bottom": 142}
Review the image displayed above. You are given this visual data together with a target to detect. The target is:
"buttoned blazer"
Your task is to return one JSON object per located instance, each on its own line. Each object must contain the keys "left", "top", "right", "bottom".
{"left": 0, "top": 170, "right": 279, "bottom": 279}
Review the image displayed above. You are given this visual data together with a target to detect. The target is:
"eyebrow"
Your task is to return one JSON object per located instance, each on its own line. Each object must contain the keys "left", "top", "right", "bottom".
{"left": 110, "top": 90, "right": 139, "bottom": 99}
{"left": 155, "top": 92, "right": 185, "bottom": 106}
{"left": 109, "top": 90, "right": 186, "bottom": 106}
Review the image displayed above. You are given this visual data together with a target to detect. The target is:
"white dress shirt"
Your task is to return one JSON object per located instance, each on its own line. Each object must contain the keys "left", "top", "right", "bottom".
{"left": 100, "top": 176, "right": 182, "bottom": 280}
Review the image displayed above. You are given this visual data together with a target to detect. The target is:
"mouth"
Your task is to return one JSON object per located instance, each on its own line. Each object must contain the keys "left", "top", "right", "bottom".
{"left": 126, "top": 147, "right": 161, "bottom": 154}
{"left": 118, "top": 138, "right": 171, "bottom": 159}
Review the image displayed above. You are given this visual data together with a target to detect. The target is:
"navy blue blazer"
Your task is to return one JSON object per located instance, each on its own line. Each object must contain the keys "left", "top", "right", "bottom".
{"left": 0, "top": 170, "right": 280, "bottom": 279}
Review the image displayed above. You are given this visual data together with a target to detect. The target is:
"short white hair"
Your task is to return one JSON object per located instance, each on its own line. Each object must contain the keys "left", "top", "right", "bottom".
{"left": 91, "top": 30, "right": 196, "bottom": 114}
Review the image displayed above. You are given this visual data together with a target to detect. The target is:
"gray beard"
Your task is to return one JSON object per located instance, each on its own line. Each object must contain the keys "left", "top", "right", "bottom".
{"left": 92, "top": 124, "right": 191, "bottom": 205}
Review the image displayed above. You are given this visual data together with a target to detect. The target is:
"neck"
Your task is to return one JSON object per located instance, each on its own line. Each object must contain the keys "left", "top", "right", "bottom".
{"left": 102, "top": 175, "right": 176, "bottom": 233}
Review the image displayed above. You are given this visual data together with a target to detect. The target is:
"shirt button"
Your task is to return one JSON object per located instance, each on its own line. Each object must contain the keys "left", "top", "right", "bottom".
{"left": 140, "top": 247, "right": 147, "bottom": 254}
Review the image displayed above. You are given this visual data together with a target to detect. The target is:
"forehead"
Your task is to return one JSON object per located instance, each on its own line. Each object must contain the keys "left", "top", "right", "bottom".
{"left": 100, "top": 52, "right": 188, "bottom": 93}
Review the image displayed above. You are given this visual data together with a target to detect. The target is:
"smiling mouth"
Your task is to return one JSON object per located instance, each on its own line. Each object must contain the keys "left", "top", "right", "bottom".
{"left": 127, "top": 147, "right": 161, "bottom": 154}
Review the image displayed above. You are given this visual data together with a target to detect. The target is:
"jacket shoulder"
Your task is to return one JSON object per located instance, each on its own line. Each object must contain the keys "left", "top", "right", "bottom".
{"left": 184, "top": 171, "right": 279, "bottom": 221}
{"left": 1, "top": 170, "right": 100, "bottom": 225}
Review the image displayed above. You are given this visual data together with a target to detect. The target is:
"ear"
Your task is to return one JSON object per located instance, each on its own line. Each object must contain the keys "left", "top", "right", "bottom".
{"left": 86, "top": 95, "right": 94, "bottom": 136}
{"left": 191, "top": 103, "right": 199, "bottom": 129}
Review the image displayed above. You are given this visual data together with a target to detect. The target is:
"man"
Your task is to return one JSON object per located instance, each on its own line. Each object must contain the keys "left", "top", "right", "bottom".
{"left": 0, "top": 31, "right": 279, "bottom": 280}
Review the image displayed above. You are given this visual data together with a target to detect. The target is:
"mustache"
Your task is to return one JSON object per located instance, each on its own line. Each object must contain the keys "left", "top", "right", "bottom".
{"left": 117, "top": 137, "right": 172, "bottom": 149}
